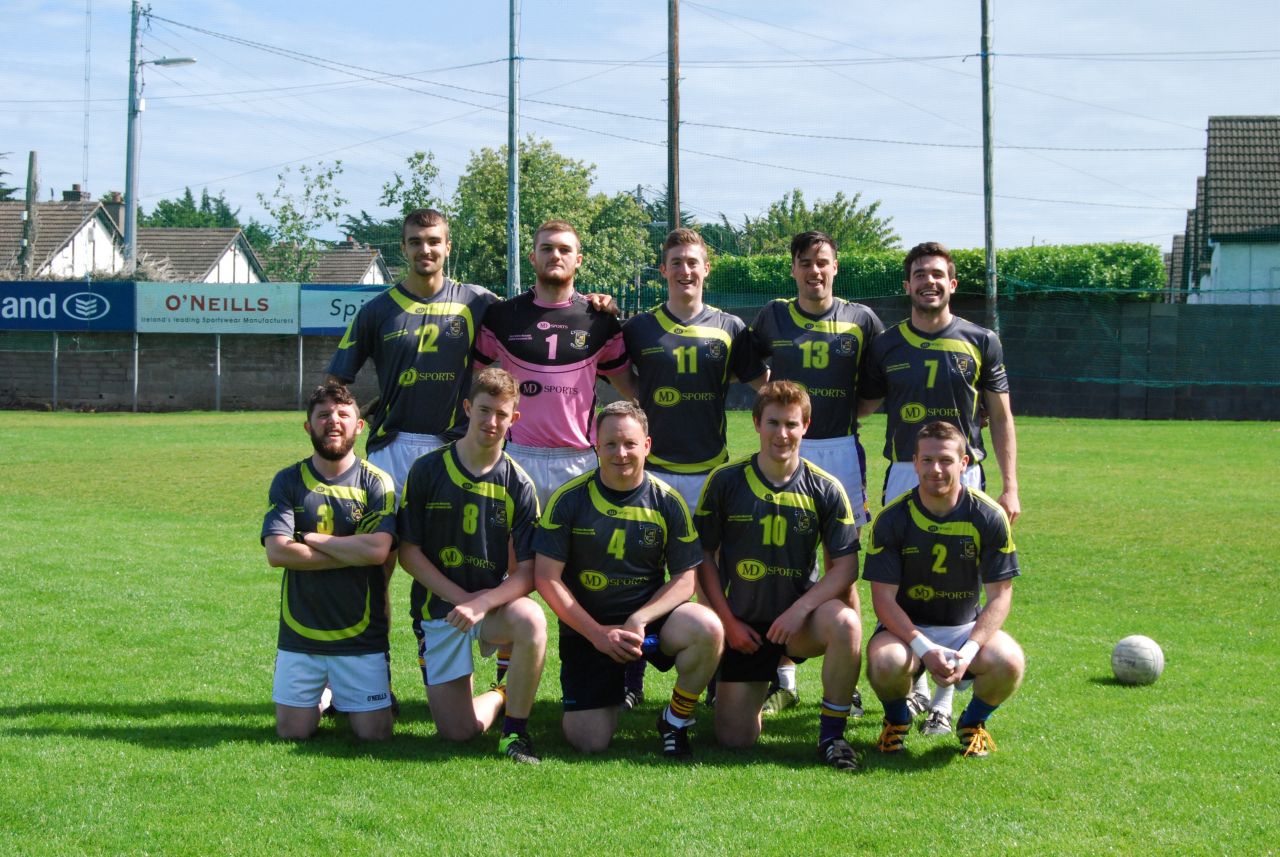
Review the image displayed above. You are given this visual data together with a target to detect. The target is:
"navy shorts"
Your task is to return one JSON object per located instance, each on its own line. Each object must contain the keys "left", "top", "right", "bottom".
{"left": 718, "top": 622, "right": 807, "bottom": 683}
{"left": 559, "top": 615, "right": 675, "bottom": 711}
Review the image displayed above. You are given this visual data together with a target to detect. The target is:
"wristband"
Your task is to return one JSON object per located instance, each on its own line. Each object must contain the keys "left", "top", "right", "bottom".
{"left": 958, "top": 640, "right": 981, "bottom": 662}
{"left": 297, "top": 531, "right": 308, "bottom": 545}
{"left": 909, "top": 635, "right": 936, "bottom": 660}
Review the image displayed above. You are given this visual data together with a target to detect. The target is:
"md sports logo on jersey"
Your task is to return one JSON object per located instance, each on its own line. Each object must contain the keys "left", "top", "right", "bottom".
{"left": 736, "top": 560, "right": 767, "bottom": 581}
{"left": 654, "top": 386, "right": 681, "bottom": 407}
{"left": 579, "top": 570, "right": 608, "bottom": 591}
{"left": 900, "top": 402, "right": 928, "bottom": 423}
{"left": 907, "top": 584, "right": 975, "bottom": 601}
{"left": 439, "top": 547, "right": 464, "bottom": 568}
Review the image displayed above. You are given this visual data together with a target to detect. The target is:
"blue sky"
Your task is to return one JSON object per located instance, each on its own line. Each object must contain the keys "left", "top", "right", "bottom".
{"left": 4, "top": 0, "right": 1278, "bottom": 253}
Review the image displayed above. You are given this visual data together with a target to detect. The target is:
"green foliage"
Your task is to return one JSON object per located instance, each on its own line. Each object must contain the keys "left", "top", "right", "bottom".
{"left": 255, "top": 161, "right": 347, "bottom": 283}
{"left": 740, "top": 188, "right": 899, "bottom": 254}
{"left": 140, "top": 187, "right": 242, "bottom": 228}
{"left": 451, "top": 136, "right": 649, "bottom": 291}
{"left": 706, "top": 248, "right": 903, "bottom": 302}
{"left": 379, "top": 150, "right": 445, "bottom": 216}
{"left": 0, "top": 151, "right": 18, "bottom": 202}
{"left": 340, "top": 210, "right": 405, "bottom": 273}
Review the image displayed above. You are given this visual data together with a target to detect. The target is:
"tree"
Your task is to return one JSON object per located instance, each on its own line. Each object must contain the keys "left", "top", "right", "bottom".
{"left": 379, "top": 150, "right": 445, "bottom": 215}
{"left": 740, "top": 188, "right": 899, "bottom": 254}
{"left": 451, "top": 136, "right": 648, "bottom": 292}
{"left": 339, "top": 210, "right": 405, "bottom": 272}
{"left": 140, "top": 187, "right": 241, "bottom": 228}
{"left": 255, "top": 160, "right": 346, "bottom": 282}
{"left": 0, "top": 152, "right": 18, "bottom": 202}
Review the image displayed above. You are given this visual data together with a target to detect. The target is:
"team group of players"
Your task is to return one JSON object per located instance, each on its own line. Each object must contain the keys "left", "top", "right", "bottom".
{"left": 260, "top": 209, "right": 1027, "bottom": 769}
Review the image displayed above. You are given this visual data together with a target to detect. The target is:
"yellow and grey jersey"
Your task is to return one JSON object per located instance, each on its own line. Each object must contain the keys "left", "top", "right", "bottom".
{"left": 399, "top": 444, "right": 540, "bottom": 622}
{"left": 624, "top": 303, "right": 764, "bottom": 474}
{"left": 860, "top": 316, "right": 1009, "bottom": 462}
{"left": 749, "top": 298, "right": 884, "bottom": 439}
{"left": 863, "top": 487, "right": 1018, "bottom": 627}
{"left": 261, "top": 458, "right": 397, "bottom": 655}
{"left": 695, "top": 455, "right": 859, "bottom": 625}
{"left": 326, "top": 280, "right": 499, "bottom": 452}
{"left": 533, "top": 471, "right": 702, "bottom": 634}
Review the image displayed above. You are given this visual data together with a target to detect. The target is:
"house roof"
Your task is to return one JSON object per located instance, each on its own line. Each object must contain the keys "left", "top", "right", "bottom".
{"left": 310, "top": 242, "right": 390, "bottom": 284}
{"left": 1204, "top": 115, "right": 1280, "bottom": 241}
{"left": 0, "top": 200, "right": 117, "bottom": 273}
{"left": 137, "top": 227, "right": 264, "bottom": 281}
{"left": 1168, "top": 233, "right": 1185, "bottom": 295}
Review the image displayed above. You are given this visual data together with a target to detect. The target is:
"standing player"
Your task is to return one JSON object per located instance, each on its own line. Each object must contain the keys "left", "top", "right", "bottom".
{"left": 864, "top": 421, "right": 1025, "bottom": 758}
{"left": 534, "top": 402, "right": 723, "bottom": 758}
{"left": 397, "top": 368, "right": 546, "bottom": 763}
{"left": 859, "top": 240, "right": 1021, "bottom": 734}
{"left": 620, "top": 227, "right": 767, "bottom": 708}
{"left": 261, "top": 383, "right": 397, "bottom": 741}
{"left": 476, "top": 220, "right": 638, "bottom": 510}
{"left": 749, "top": 231, "right": 883, "bottom": 715}
{"left": 695, "top": 381, "right": 863, "bottom": 771}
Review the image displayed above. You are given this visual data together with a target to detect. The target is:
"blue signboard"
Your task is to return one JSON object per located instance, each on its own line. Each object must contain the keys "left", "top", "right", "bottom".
{"left": 0, "top": 281, "right": 135, "bottom": 332}
{"left": 300, "top": 283, "right": 386, "bottom": 335}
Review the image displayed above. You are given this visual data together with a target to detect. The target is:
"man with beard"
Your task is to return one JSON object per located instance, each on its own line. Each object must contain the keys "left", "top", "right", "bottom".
{"left": 859, "top": 241, "right": 1021, "bottom": 736}
{"left": 261, "top": 383, "right": 397, "bottom": 741}
{"left": 476, "top": 220, "right": 638, "bottom": 509}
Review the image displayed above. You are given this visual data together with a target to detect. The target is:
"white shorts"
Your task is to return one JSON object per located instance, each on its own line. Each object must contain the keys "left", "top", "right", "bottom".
{"left": 651, "top": 470, "right": 710, "bottom": 515}
{"left": 368, "top": 431, "right": 447, "bottom": 498}
{"left": 272, "top": 649, "right": 392, "bottom": 712}
{"left": 800, "top": 435, "right": 869, "bottom": 527}
{"left": 914, "top": 621, "right": 978, "bottom": 653}
{"left": 505, "top": 441, "right": 595, "bottom": 510}
{"left": 414, "top": 618, "right": 498, "bottom": 687}
{"left": 883, "top": 461, "right": 984, "bottom": 507}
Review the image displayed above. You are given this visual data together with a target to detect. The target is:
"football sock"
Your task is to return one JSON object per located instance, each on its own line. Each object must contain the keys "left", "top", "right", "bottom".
{"left": 930, "top": 682, "right": 956, "bottom": 714}
{"left": 501, "top": 714, "right": 527, "bottom": 736}
{"left": 777, "top": 664, "right": 798, "bottom": 693}
{"left": 818, "top": 698, "right": 852, "bottom": 744}
{"left": 495, "top": 648, "right": 512, "bottom": 684}
{"left": 491, "top": 683, "right": 508, "bottom": 706}
{"left": 911, "top": 672, "right": 930, "bottom": 699}
{"left": 666, "top": 685, "right": 699, "bottom": 727}
{"left": 883, "top": 696, "right": 913, "bottom": 725}
{"left": 958, "top": 694, "right": 999, "bottom": 729}
{"left": 624, "top": 658, "right": 646, "bottom": 692}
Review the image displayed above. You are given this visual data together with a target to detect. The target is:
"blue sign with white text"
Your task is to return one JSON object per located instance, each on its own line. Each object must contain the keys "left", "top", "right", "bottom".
{"left": 300, "top": 283, "right": 386, "bottom": 335}
{"left": 0, "top": 281, "right": 135, "bottom": 331}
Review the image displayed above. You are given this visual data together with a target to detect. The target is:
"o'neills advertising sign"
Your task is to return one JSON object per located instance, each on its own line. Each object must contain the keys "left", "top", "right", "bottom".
{"left": 136, "top": 283, "right": 299, "bottom": 334}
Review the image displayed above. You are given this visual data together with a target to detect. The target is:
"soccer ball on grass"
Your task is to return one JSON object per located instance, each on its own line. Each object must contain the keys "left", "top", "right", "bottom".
{"left": 1111, "top": 635, "right": 1164, "bottom": 685}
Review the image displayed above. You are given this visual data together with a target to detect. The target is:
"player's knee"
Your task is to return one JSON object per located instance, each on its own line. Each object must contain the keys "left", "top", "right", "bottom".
{"left": 352, "top": 717, "right": 393, "bottom": 742}
{"left": 564, "top": 728, "right": 611, "bottom": 754}
{"left": 510, "top": 599, "right": 548, "bottom": 646}
{"left": 867, "top": 644, "right": 910, "bottom": 687}
{"left": 275, "top": 720, "right": 316, "bottom": 741}
{"left": 436, "top": 718, "right": 483, "bottom": 743}
{"left": 830, "top": 607, "right": 861, "bottom": 647}
{"left": 715, "top": 720, "right": 760, "bottom": 749}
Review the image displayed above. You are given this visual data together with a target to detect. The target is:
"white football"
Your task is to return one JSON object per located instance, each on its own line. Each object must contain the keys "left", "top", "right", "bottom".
{"left": 1112, "top": 635, "right": 1164, "bottom": 685}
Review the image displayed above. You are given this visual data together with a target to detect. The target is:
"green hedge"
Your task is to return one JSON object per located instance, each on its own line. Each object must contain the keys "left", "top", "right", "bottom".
{"left": 702, "top": 243, "right": 1166, "bottom": 303}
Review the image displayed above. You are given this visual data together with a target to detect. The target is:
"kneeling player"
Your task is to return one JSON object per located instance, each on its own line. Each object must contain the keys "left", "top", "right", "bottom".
{"left": 262, "top": 383, "right": 397, "bottom": 741}
{"left": 535, "top": 401, "right": 723, "bottom": 758}
{"left": 696, "top": 381, "right": 863, "bottom": 771}
{"left": 398, "top": 369, "right": 546, "bottom": 763}
{"left": 864, "top": 421, "right": 1025, "bottom": 758}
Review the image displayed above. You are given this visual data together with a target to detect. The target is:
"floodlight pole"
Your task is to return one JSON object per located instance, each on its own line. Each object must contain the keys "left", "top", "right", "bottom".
{"left": 667, "top": 0, "right": 681, "bottom": 233}
{"left": 980, "top": 0, "right": 998, "bottom": 333}
{"left": 506, "top": 0, "right": 522, "bottom": 297}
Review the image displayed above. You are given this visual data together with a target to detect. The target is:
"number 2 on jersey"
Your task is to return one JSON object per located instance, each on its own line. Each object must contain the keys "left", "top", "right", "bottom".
{"left": 931, "top": 543, "right": 948, "bottom": 574}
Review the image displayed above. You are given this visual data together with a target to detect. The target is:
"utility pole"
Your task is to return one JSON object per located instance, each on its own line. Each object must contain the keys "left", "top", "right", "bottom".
{"left": 506, "top": 0, "right": 522, "bottom": 297}
{"left": 20, "top": 151, "right": 39, "bottom": 279}
{"left": 667, "top": 0, "right": 680, "bottom": 233}
{"left": 980, "top": 0, "right": 998, "bottom": 333}
{"left": 123, "top": 0, "right": 142, "bottom": 274}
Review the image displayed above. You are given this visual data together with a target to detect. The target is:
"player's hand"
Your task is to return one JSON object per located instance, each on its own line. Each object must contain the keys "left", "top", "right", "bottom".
{"left": 447, "top": 601, "right": 486, "bottom": 632}
{"left": 921, "top": 646, "right": 960, "bottom": 684}
{"left": 765, "top": 605, "right": 807, "bottom": 647}
{"left": 725, "top": 618, "right": 762, "bottom": 654}
{"left": 997, "top": 489, "right": 1021, "bottom": 525}
{"left": 597, "top": 626, "right": 644, "bottom": 663}
{"left": 584, "top": 292, "right": 620, "bottom": 317}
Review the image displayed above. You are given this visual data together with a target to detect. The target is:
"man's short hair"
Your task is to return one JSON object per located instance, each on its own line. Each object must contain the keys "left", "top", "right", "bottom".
{"left": 402, "top": 208, "right": 449, "bottom": 240}
{"left": 470, "top": 367, "right": 519, "bottom": 403}
{"left": 752, "top": 380, "right": 811, "bottom": 425}
{"left": 533, "top": 219, "right": 580, "bottom": 248}
{"left": 596, "top": 400, "right": 649, "bottom": 436}
{"left": 903, "top": 241, "right": 956, "bottom": 280}
{"left": 790, "top": 230, "right": 837, "bottom": 261}
{"left": 914, "top": 420, "right": 966, "bottom": 451}
{"left": 662, "top": 227, "right": 708, "bottom": 263}
{"left": 307, "top": 382, "right": 358, "bottom": 418}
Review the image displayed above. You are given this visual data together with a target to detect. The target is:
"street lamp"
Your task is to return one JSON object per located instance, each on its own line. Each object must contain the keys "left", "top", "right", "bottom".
{"left": 123, "top": 0, "right": 195, "bottom": 274}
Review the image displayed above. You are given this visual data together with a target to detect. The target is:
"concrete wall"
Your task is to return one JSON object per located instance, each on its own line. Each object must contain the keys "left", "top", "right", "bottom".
{"left": 1, "top": 298, "right": 1276, "bottom": 419}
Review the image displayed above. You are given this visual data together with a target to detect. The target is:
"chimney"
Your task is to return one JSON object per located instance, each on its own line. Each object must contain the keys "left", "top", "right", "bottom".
{"left": 101, "top": 191, "right": 125, "bottom": 231}
{"left": 62, "top": 183, "right": 90, "bottom": 202}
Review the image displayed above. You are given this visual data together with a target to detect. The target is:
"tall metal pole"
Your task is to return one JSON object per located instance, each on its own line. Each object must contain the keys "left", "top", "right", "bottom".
{"left": 667, "top": 0, "right": 681, "bottom": 233}
{"left": 20, "top": 151, "right": 38, "bottom": 279}
{"left": 124, "top": 0, "right": 142, "bottom": 273}
{"left": 506, "top": 0, "right": 522, "bottom": 297}
{"left": 980, "top": 0, "right": 998, "bottom": 333}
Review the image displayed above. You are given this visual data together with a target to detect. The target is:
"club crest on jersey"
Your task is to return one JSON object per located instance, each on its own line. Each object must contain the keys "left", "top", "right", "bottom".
{"left": 954, "top": 356, "right": 971, "bottom": 375}
{"left": 569, "top": 330, "right": 590, "bottom": 350}
{"left": 444, "top": 317, "right": 466, "bottom": 338}
{"left": 961, "top": 538, "right": 976, "bottom": 560}
{"left": 794, "top": 512, "right": 815, "bottom": 534}
{"left": 707, "top": 340, "right": 725, "bottom": 361}
{"left": 349, "top": 506, "right": 364, "bottom": 523}
{"left": 492, "top": 506, "right": 508, "bottom": 527}
{"left": 835, "top": 335, "right": 856, "bottom": 356}
{"left": 640, "top": 526, "right": 661, "bottom": 547}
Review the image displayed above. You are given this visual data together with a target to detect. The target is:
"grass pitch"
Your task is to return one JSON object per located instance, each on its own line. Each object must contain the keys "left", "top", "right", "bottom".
{"left": 1, "top": 411, "right": 1276, "bottom": 855}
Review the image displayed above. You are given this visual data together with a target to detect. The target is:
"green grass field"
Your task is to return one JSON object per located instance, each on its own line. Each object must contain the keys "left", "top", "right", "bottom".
{"left": 2, "top": 411, "right": 1277, "bottom": 855}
